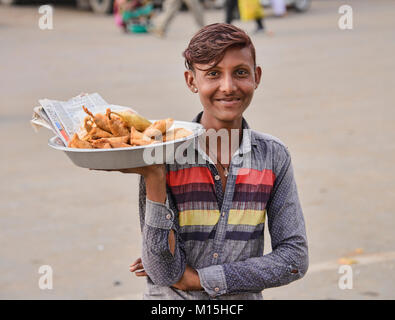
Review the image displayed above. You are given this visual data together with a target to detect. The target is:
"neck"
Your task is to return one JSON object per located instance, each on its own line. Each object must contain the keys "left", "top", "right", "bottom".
{"left": 200, "top": 112, "right": 243, "bottom": 131}
{"left": 199, "top": 112, "right": 244, "bottom": 166}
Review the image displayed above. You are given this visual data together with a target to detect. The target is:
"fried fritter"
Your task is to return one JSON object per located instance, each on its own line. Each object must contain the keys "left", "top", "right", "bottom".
{"left": 86, "top": 127, "right": 113, "bottom": 140}
{"left": 106, "top": 108, "right": 130, "bottom": 137}
{"left": 163, "top": 128, "right": 193, "bottom": 142}
{"left": 112, "top": 110, "right": 152, "bottom": 131}
{"left": 68, "top": 133, "right": 93, "bottom": 149}
{"left": 143, "top": 118, "right": 174, "bottom": 138}
{"left": 83, "top": 116, "right": 94, "bottom": 133}
{"left": 83, "top": 105, "right": 112, "bottom": 133}
{"left": 92, "top": 136, "right": 130, "bottom": 149}
{"left": 130, "top": 127, "right": 152, "bottom": 142}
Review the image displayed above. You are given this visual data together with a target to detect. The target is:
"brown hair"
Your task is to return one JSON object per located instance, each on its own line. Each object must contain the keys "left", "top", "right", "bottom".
{"left": 182, "top": 23, "right": 256, "bottom": 71}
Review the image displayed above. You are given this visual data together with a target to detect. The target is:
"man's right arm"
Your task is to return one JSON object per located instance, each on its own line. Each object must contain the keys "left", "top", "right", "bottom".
{"left": 139, "top": 170, "right": 187, "bottom": 287}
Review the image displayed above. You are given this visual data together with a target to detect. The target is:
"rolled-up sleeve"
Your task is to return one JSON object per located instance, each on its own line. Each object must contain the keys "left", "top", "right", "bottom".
{"left": 139, "top": 176, "right": 186, "bottom": 287}
{"left": 196, "top": 265, "right": 227, "bottom": 296}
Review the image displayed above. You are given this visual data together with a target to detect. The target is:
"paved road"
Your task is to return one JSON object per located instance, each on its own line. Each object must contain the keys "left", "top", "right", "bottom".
{"left": 1, "top": 0, "right": 394, "bottom": 299}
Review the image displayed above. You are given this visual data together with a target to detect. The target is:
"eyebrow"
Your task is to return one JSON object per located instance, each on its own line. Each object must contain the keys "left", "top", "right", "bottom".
{"left": 204, "top": 63, "right": 252, "bottom": 71}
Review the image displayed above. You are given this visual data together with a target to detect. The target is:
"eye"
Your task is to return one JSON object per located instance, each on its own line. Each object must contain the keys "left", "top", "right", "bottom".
{"left": 206, "top": 70, "right": 219, "bottom": 77}
{"left": 235, "top": 69, "right": 249, "bottom": 76}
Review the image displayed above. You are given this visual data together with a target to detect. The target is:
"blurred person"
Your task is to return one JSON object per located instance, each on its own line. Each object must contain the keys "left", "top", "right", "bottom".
{"left": 271, "top": 0, "right": 287, "bottom": 17}
{"left": 225, "top": 0, "right": 265, "bottom": 33}
{"left": 149, "top": 0, "right": 205, "bottom": 37}
{"left": 123, "top": 23, "right": 309, "bottom": 299}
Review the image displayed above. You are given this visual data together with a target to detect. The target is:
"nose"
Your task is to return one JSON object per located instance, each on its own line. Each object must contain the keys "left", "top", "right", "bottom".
{"left": 219, "top": 73, "right": 236, "bottom": 94}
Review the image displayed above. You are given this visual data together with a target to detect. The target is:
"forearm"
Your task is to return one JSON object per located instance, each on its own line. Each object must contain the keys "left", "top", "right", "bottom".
{"left": 142, "top": 223, "right": 186, "bottom": 286}
{"left": 140, "top": 172, "right": 186, "bottom": 286}
{"left": 197, "top": 243, "right": 308, "bottom": 297}
{"left": 143, "top": 166, "right": 167, "bottom": 203}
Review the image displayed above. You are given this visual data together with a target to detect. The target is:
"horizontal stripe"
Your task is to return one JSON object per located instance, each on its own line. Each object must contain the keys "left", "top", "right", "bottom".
{"left": 170, "top": 182, "right": 214, "bottom": 194}
{"left": 235, "top": 168, "right": 275, "bottom": 186}
{"left": 231, "top": 201, "right": 267, "bottom": 211}
{"left": 173, "top": 191, "right": 218, "bottom": 204}
{"left": 167, "top": 167, "right": 214, "bottom": 187}
{"left": 179, "top": 229, "right": 262, "bottom": 242}
{"left": 179, "top": 209, "right": 220, "bottom": 227}
{"left": 180, "top": 230, "right": 216, "bottom": 241}
{"left": 234, "top": 183, "right": 273, "bottom": 194}
{"left": 178, "top": 201, "right": 219, "bottom": 212}
{"left": 232, "top": 191, "right": 271, "bottom": 203}
{"left": 225, "top": 229, "right": 262, "bottom": 241}
{"left": 228, "top": 209, "right": 266, "bottom": 226}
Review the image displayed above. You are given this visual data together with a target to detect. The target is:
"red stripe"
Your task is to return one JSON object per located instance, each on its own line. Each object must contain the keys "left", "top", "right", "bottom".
{"left": 235, "top": 168, "right": 276, "bottom": 186}
{"left": 167, "top": 167, "right": 214, "bottom": 186}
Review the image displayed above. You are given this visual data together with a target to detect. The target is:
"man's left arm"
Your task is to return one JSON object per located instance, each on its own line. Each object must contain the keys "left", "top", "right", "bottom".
{"left": 195, "top": 145, "right": 309, "bottom": 297}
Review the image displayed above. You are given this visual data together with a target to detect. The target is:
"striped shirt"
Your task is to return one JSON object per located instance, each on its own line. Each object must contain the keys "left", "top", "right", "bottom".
{"left": 139, "top": 112, "right": 308, "bottom": 300}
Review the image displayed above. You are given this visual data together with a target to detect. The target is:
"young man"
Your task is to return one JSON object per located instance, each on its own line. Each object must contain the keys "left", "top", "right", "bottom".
{"left": 129, "top": 23, "right": 308, "bottom": 300}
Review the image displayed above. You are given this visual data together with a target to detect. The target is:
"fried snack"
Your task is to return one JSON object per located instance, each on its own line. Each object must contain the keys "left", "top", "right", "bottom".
{"left": 109, "top": 141, "right": 132, "bottom": 148}
{"left": 83, "top": 116, "right": 94, "bottom": 133}
{"left": 92, "top": 136, "right": 130, "bottom": 149}
{"left": 68, "top": 133, "right": 93, "bottom": 149}
{"left": 112, "top": 110, "right": 152, "bottom": 131}
{"left": 163, "top": 128, "right": 193, "bottom": 142}
{"left": 130, "top": 138, "right": 155, "bottom": 146}
{"left": 92, "top": 140, "right": 112, "bottom": 149}
{"left": 143, "top": 118, "right": 174, "bottom": 138}
{"left": 85, "top": 127, "right": 113, "bottom": 140}
{"left": 106, "top": 108, "right": 130, "bottom": 137}
{"left": 130, "top": 127, "right": 152, "bottom": 142}
{"left": 83, "top": 106, "right": 112, "bottom": 133}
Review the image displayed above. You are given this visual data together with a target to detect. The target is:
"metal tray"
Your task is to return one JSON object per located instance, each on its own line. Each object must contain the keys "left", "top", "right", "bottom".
{"left": 48, "top": 120, "right": 203, "bottom": 169}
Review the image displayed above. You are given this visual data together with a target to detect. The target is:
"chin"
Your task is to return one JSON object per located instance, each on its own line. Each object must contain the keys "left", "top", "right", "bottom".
{"left": 216, "top": 108, "right": 243, "bottom": 123}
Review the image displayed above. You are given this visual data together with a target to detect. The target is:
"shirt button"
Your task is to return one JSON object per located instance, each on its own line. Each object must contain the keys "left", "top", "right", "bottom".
{"left": 166, "top": 214, "right": 172, "bottom": 220}
{"left": 213, "top": 253, "right": 218, "bottom": 259}
{"left": 214, "top": 287, "right": 220, "bottom": 292}
{"left": 214, "top": 175, "right": 220, "bottom": 181}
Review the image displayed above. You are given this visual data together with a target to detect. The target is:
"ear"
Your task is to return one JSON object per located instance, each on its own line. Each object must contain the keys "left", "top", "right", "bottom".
{"left": 184, "top": 70, "right": 197, "bottom": 93}
{"left": 254, "top": 66, "right": 262, "bottom": 89}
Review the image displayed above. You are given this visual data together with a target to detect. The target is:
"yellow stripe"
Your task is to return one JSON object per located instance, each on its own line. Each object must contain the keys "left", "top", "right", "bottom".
{"left": 179, "top": 210, "right": 220, "bottom": 227}
{"left": 228, "top": 209, "right": 266, "bottom": 226}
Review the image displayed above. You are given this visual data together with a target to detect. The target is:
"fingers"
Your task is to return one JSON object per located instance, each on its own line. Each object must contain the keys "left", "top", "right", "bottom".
{"left": 129, "top": 257, "right": 147, "bottom": 277}
{"left": 130, "top": 257, "right": 142, "bottom": 267}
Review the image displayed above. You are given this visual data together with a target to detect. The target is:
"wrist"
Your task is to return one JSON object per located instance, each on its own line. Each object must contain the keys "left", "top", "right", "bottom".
{"left": 144, "top": 165, "right": 167, "bottom": 203}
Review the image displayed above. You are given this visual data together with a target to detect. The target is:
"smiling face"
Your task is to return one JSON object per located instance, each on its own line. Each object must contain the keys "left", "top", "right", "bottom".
{"left": 185, "top": 46, "right": 262, "bottom": 129}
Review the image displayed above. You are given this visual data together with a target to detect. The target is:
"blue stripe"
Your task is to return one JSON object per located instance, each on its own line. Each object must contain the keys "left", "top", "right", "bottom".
{"left": 225, "top": 230, "right": 262, "bottom": 241}
{"left": 180, "top": 230, "right": 216, "bottom": 241}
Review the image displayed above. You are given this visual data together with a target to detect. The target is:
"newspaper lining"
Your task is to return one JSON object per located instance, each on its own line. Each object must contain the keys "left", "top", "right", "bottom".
{"left": 31, "top": 93, "right": 136, "bottom": 146}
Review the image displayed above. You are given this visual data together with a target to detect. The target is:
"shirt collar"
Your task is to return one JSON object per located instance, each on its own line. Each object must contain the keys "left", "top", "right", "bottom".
{"left": 191, "top": 111, "right": 256, "bottom": 159}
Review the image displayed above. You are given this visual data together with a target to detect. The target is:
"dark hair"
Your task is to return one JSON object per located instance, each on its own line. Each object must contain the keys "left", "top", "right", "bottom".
{"left": 182, "top": 23, "right": 256, "bottom": 71}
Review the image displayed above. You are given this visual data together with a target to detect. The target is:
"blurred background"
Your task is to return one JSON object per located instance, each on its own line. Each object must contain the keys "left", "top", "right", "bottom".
{"left": 1, "top": 0, "right": 394, "bottom": 299}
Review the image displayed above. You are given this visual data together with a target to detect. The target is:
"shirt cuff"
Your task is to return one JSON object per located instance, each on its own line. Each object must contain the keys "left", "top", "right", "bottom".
{"left": 197, "top": 265, "right": 227, "bottom": 297}
{"left": 145, "top": 198, "right": 174, "bottom": 230}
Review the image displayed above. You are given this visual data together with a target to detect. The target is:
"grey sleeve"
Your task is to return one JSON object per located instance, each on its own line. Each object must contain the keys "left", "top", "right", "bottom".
{"left": 138, "top": 176, "right": 186, "bottom": 287}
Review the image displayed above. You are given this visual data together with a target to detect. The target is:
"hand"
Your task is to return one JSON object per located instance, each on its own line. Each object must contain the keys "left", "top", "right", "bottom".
{"left": 129, "top": 257, "right": 147, "bottom": 277}
{"left": 129, "top": 258, "right": 202, "bottom": 291}
{"left": 91, "top": 164, "right": 167, "bottom": 203}
{"left": 171, "top": 265, "right": 202, "bottom": 291}
{"left": 90, "top": 164, "right": 165, "bottom": 179}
